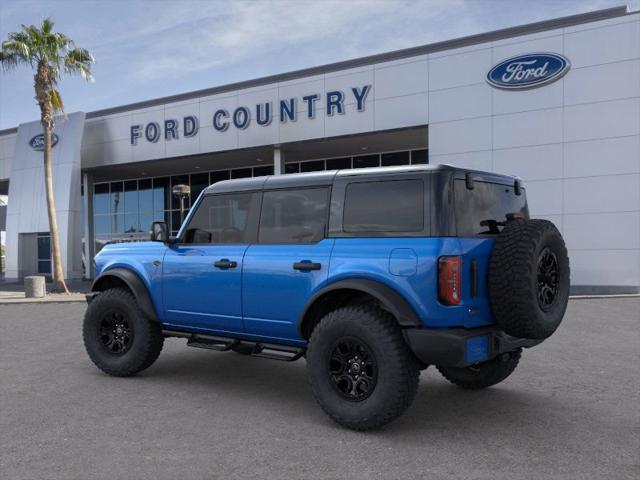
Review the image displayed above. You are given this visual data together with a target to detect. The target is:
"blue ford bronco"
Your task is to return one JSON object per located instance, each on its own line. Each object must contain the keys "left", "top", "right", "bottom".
{"left": 84, "top": 165, "right": 570, "bottom": 430}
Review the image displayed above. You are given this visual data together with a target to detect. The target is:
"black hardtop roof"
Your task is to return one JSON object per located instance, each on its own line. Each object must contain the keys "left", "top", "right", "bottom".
{"left": 204, "top": 164, "right": 519, "bottom": 194}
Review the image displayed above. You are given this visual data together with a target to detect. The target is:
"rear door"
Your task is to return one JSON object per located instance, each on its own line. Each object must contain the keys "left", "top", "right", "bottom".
{"left": 242, "top": 187, "right": 333, "bottom": 342}
{"left": 162, "top": 192, "right": 260, "bottom": 333}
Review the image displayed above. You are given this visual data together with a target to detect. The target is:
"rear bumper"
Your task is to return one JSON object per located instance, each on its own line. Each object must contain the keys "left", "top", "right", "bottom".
{"left": 403, "top": 326, "right": 542, "bottom": 368}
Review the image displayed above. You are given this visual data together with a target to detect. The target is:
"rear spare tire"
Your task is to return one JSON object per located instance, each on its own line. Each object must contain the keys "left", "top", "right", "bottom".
{"left": 488, "top": 219, "right": 569, "bottom": 340}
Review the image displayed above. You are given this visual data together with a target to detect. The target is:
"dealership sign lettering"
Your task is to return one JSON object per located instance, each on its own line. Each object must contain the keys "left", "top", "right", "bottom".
{"left": 486, "top": 53, "right": 570, "bottom": 90}
{"left": 130, "top": 85, "right": 371, "bottom": 145}
{"left": 29, "top": 133, "right": 59, "bottom": 151}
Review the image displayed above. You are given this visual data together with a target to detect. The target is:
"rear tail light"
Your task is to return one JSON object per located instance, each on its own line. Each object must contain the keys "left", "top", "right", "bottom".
{"left": 438, "top": 256, "right": 461, "bottom": 305}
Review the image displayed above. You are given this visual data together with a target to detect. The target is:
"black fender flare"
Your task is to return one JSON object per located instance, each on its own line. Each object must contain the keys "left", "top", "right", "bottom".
{"left": 91, "top": 268, "right": 159, "bottom": 322}
{"left": 299, "top": 278, "right": 423, "bottom": 335}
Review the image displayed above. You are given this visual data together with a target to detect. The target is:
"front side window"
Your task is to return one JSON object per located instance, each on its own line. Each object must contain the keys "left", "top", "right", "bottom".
{"left": 343, "top": 179, "right": 424, "bottom": 233}
{"left": 183, "top": 193, "right": 258, "bottom": 244}
{"left": 259, "top": 188, "right": 329, "bottom": 244}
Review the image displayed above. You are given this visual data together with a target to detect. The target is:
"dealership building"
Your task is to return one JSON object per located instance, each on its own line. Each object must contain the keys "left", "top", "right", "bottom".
{"left": 0, "top": 5, "right": 638, "bottom": 293}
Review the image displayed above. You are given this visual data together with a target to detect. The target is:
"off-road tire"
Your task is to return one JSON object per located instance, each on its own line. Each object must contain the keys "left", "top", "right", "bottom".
{"left": 306, "top": 305, "right": 420, "bottom": 431}
{"left": 437, "top": 349, "right": 521, "bottom": 390}
{"left": 83, "top": 288, "right": 164, "bottom": 377}
{"left": 488, "top": 219, "right": 570, "bottom": 340}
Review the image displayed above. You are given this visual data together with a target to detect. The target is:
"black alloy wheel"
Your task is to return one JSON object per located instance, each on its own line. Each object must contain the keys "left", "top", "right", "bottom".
{"left": 99, "top": 309, "right": 133, "bottom": 355}
{"left": 329, "top": 337, "right": 378, "bottom": 402}
{"left": 537, "top": 247, "right": 559, "bottom": 310}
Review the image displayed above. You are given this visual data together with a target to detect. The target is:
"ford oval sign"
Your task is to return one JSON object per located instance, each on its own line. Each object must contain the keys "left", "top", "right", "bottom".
{"left": 29, "top": 133, "right": 59, "bottom": 151}
{"left": 487, "top": 53, "right": 570, "bottom": 90}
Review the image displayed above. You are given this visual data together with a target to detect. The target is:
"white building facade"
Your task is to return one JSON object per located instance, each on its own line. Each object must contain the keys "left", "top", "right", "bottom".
{"left": 0, "top": 6, "right": 638, "bottom": 293}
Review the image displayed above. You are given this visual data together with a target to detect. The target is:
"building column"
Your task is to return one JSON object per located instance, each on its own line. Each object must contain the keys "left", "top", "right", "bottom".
{"left": 273, "top": 146, "right": 285, "bottom": 175}
{"left": 82, "top": 171, "right": 95, "bottom": 279}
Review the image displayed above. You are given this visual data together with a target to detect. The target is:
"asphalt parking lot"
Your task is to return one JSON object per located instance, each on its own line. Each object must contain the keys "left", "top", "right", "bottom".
{"left": 1, "top": 298, "right": 638, "bottom": 480}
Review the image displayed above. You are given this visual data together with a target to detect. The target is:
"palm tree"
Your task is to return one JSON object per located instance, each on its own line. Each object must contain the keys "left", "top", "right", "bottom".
{"left": 0, "top": 18, "right": 94, "bottom": 293}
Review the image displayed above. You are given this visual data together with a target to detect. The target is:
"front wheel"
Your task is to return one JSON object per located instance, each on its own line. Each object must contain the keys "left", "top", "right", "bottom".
{"left": 83, "top": 288, "right": 164, "bottom": 377}
{"left": 306, "top": 305, "right": 420, "bottom": 431}
{"left": 437, "top": 349, "right": 521, "bottom": 390}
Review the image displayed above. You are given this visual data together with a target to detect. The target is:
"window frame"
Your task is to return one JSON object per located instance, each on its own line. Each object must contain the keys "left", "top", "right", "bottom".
{"left": 257, "top": 186, "right": 331, "bottom": 245}
{"left": 176, "top": 191, "right": 261, "bottom": 245}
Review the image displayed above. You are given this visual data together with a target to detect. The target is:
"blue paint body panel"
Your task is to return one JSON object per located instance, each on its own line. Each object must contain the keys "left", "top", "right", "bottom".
{"left": 162, "top": 244, "right": 248, "bottom": 332}
{"left": 242, "top": 239, "right": 334, "bottom": 342}
{"left": 93, "top": 236, "right": 498, "bottom": 342}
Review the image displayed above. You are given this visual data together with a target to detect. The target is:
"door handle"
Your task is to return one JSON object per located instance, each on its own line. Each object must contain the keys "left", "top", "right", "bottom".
{"left": 214, "top": 259, "right": 237, "bottom": 269}
{"left": 293, "top": 261, "right": 321, "bottom": 271}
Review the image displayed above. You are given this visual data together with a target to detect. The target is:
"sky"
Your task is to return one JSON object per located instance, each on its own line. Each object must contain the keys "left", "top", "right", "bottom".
{"left": 0, "top": 0, "right": 636, "bottom": 130}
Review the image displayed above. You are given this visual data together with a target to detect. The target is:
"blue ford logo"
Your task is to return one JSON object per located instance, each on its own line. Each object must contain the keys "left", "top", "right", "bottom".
{"left": 487, "top": 53, "right": 570, "bottom": 90}
{"left": 29, "top": 133, "right": 59, "bottom": 151}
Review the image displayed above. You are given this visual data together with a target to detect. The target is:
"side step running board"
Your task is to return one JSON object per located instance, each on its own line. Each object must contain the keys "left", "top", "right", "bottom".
{"left": 162, "top": 329, "right": 305, "bottom": 362}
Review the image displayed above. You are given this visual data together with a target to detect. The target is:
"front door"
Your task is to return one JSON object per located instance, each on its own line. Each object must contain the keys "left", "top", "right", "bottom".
{"left": 242, "top": 187, "right": 332, "bottom": 342}
{"left": 162, "top": 191, "right": 260, "bottom": 333}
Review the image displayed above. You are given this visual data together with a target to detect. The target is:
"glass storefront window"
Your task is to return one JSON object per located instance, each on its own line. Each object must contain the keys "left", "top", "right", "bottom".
{"left": 140, "top": 213, "right": 154, "bottom": 234}
{"left": 153, "top": 177, "right": 170, "bottom": 212}
{"left": 411, "top": 149, "right": 428, "bottom": 164}
{"left": 94, "top": 183, "right": 110, "bottom": 214}
{"left": 94, "top": 215, "right": 110, "bottom": 235}
{"left": 300, "top": 160, "right": 325, "bottom": 172}
{"left": 326, "top": 157, "right": 351, "bottom": 170}
{"left": 210, "top": 170, "right": 230, "bottom": 184}
{"left": 111, "top": 213, "right": 124, "bottom": 234}
{"left": 231, "top": 168, "right": 252, "bottom": 179}
{"left": 139, "top": 179, "right": 153, "bottom": 212}
{"left": 285, "top": 163, "right": 300, "bottom": 173}
{"left": 110, "top": 182, "right": 123, "bottom": 212}
{"left": 381, "top": 151, "right": 410, "bottom": 166}
{"left": 353, "top": 154, "right": 380, "bottom": 168}
{"left": 253, "top": 165, "right": 274, "bottom": 177}
{"left": 171, "top": 210, "right": 182, "bottom": 235}
{"left": 37, "top": 232, "right": 51, "bottom": 275}
{"left": 190, "top": 172, "right": 209, "bottom": 203}
{"left": 124, "top": 180, "right": 138, "bottom": 213}
{"left": 124, "top": 213, "right": 140, "bottom": 233}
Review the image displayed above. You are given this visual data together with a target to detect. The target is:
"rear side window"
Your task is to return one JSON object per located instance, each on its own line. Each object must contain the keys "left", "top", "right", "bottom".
{"left": 454, "top": 179, "right": 528, "bottom": 236}
{"left": 183, "top": 193, "right": 259, "bottom": 244}
{"left": 259, "top": 188, "right": 329, "bottom": 244}
{"left": 343, "top": 180, "right": 424, "bottom": 233}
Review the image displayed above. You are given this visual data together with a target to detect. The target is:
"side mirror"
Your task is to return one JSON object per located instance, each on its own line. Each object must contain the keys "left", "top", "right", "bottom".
{"left": 150, "top": 221, "right": 169, "bottom": 242}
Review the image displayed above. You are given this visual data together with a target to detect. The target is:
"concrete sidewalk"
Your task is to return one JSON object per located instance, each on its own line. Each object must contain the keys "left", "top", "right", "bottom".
{"left": 0, "top": 279, "right": 90, "bottom": 304}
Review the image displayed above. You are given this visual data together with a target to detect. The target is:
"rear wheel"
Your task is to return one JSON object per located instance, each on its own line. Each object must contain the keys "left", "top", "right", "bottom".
{"left": 437, "top": 349, "right": 521, "bottom": 390}
{"left": 83, "top": 288, "right": 164, "bottom": 377}
{"left": 306, "top": 305, "right": 420, "bottom": 431}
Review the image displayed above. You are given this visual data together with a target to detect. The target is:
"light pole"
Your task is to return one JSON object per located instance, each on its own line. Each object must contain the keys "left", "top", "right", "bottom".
{"left": 172, "top": 184, "right": 191, "bottom": 226}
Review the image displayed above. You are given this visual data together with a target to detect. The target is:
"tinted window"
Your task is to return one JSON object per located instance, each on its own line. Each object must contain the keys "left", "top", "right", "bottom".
{"left": 454, "top": 179, "right": 528, "bottom": 236}
{"left": 183, "top": 193, "right": 258, "bottom": 244}
{"left": 326, "top": 157, "right": 351, "bottom": 170}
{"left": 300, "top": 160, "right": 325, "bottom": 173}
{"left": 343, "top": 180, "right": 424, "bottom": 233}
{"left": 259, "top": 188, "right": 329, "bottom": 244}
{"left": 411, "top": 149, "right": 428, "bottom": 164}
{"left": 353, "top": 155, "right": 380, "bottom": 168}
{"left": 381, "top": 151, "right": 409, "bottom": 166}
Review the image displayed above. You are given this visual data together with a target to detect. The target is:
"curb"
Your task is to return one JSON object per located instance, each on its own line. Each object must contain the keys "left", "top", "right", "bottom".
{"left": 0, "top": 297, "right": 87, "bottom": 305}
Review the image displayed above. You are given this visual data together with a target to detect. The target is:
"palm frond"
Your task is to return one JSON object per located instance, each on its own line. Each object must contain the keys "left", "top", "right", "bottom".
{"left": 41, "top": 17, "right": 54, "bottom": 35}
{"left": 0, "top": 51, "right": 20, "bottom": 70}
{"left": 64, "top": 47, "right": 94, "bottom": 80}
{"left": 50, "top": 88, "right": 64, "bottom": 113}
